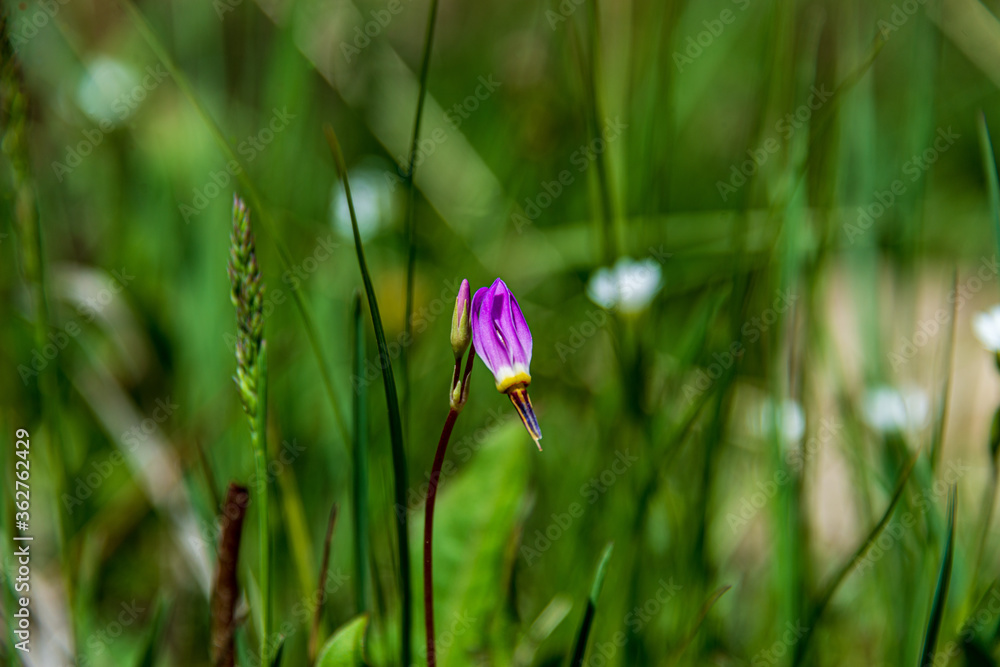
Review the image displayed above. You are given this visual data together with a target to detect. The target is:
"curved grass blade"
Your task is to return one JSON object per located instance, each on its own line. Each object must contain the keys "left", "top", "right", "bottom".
{"left": 568, "top": 543, "right": 614, "bottom": 667}
{"left": 793, "top": 450, "right": 920, "bottom": 665}
{"left": 402, "top": 0, "right": 440, "bottom": 426}
{"left": 113, "top": 0, "right": 351, "bottom": 450}
{"left": 919, "top": 486, "right": 957, "bottom": 667}
{"left": 352, "top": 292, "right": 371, "bottom": 616}
{"left": 977, "top": 112, "right": 1000, "bottom": 268}
{"left": 325, "top": 125, "right": 412, "bottom": 667}
{"left": 669, "top": 584, "right": 731, "bottom": 664}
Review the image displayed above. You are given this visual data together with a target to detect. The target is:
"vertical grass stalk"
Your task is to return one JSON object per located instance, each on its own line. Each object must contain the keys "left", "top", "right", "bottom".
{"left": 228, "top": 197, "right": 271, "bottom": 665}
{"left": 252, "top": 343, "right": 271, "bottom": 664}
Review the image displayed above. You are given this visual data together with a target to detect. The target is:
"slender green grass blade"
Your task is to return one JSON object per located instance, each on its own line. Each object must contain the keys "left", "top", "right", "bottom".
{"left": 568, "top": 543, "right": 614, "bottom": 667}
{"left": 669, "top": 584, "right": 731, "bottom": 664}
{"left": 919, "top": 486, "right": 957, "bottom": 667}
{"left": 325, "top": 125, "right": 412, "bottom": 667}
{"left": 352, "top": 292, "right": 371, "bottom": 615}
{"left": 793, "top": 450, "right": 920, "bottom": 665}
{"left": 977, "top": 112, "right": 1000, "bottom": 268}
{"left": 402, "top": 0, "right": 440, "bottom": 428}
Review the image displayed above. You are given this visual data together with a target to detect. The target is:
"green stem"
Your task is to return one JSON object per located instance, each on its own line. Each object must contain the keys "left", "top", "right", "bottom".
{"left": 423, "top": 407, "right": 460, "bottom": 667}
{"left": 253, "top": 343, "right": 271, "bottom": 664}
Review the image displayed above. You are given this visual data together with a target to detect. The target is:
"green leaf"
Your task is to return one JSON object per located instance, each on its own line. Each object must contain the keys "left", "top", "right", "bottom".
{"left": 317, "top": 614, "right": 370, "bottom": 667}
{"left": 919, "top": 486, "right": 957, "bottom": 667}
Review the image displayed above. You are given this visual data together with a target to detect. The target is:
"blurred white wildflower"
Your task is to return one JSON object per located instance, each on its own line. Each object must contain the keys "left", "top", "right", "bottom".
{"left": 76, "top": 57, "right": 139, "bottom": 126}
{"left": 973, "top": 306, "right": 1000, "bottom": 352}
{"left": 862, "top": 385, "right": 929, "bottom": 434}
{"left": 586, "top": 257, "right": 662, "bottom": 314}
{"left": 330, "top": 158, "right": 400, "bottom": 241}
{"left": 752, "top": 398, "right": 806, "bottom": 444}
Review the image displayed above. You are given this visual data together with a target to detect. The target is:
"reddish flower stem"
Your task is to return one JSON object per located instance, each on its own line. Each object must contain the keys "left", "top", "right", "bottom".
{"left": 424, "top": 407, "right": 459, "bottom": 667}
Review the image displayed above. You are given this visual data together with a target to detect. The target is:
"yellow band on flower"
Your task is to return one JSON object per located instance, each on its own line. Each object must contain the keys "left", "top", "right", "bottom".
{"left": 496, "top": 371, "right": 531, "bottom": 393}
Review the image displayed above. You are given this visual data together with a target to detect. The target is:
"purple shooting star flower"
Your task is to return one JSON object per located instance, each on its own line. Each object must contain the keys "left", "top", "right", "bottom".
{"left": 471, "top": 278, "right": 542, "bottom": 449}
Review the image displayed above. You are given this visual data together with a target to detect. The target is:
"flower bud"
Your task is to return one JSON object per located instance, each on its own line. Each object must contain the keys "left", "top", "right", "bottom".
{"left": 450, "top": 279, "right": 471, "bottom": 358}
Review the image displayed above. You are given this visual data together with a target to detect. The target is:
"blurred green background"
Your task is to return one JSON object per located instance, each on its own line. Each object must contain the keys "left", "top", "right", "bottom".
{"left": 6, "top": 0, "right": 1000, "bottom": 664}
